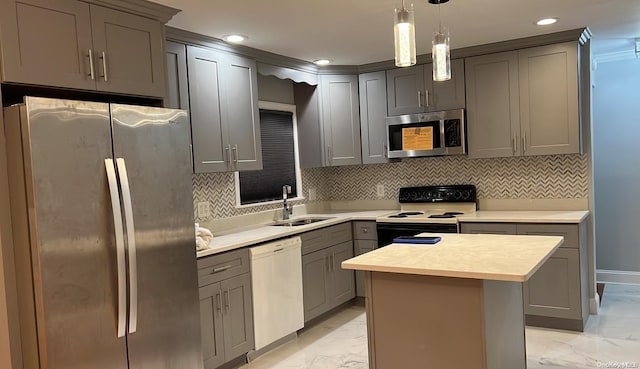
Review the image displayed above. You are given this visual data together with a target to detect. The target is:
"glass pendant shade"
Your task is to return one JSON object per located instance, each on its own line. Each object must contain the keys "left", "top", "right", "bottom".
{"left": 394, "top": 4, "right": 416, "bottom": 68}
{"left": 432, "top": 29, "right": 451, "bottom": 81}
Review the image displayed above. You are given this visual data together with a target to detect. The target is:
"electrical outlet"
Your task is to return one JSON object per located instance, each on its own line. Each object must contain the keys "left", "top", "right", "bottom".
{"left": 197, "top": 202, "right": 210, "bottom": 219}
{"left": 308, "top": 188, "right": 317, "bottom": 201}
{"left": 376, "top": 184, "right": 385, "bottom": 198}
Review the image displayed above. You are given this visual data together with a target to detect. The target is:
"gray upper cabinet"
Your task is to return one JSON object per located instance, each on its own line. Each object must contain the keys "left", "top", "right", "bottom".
{"left": 386, "top": 65, "right": 424, "bottom": 115}
{"left": 466, "top": 42, "right": 582, "bottom": 159}
{"left": 165, "top": 41, "right": 190, "bottom": 110}
{"left": 186, "top": 45, "right": 262, "bottom": 173}
{"left": 0, "top": 0, "right": 166, "bottom": 98}
{"left": 320, "top": 74, "right": 362, "bottom": 166}
{"left": 428, "top": 59, "right": 466, "bottom": 111}
{"left": 359, "top": 71, "right": 389, "bottom": 164}
{"left": 187, "top": 46, "right": 228, "bottom": 173}
{"left": 519, "top": 42, "right": 580, "bottom": 156}
{"left": 294, "top": 83, "right": 324, "bottom": 168}
{"left": 465, "top": 51, "right": 521, "bottom": 159}
{"left": 386, "top": 59, "right": 465, "bottom": 116}
{"left": 90, "top": 5, "right": 165, "bottom": 97}
{"left": 0, "top": 0, "right": 95, "bottom": 90}
{"left": 224, "top": 54, "right": 262, "bottom": 171}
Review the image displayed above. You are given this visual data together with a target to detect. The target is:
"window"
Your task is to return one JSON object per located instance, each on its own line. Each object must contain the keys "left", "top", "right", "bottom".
{"left": 235, "top": 102, "right": 302, "bottom": 206}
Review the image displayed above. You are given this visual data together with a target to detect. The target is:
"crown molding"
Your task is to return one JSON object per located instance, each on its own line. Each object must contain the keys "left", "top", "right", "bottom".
{"left": 594, "top": 50, "right": 638, "bottom": 65}
{"left": 85, "top": 0, "right": 180, "bottom": 23}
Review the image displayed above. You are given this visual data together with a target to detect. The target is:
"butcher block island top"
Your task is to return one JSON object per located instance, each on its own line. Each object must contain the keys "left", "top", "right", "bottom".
{"left": 342, "top": 233, "right": 564, "bottom": 282}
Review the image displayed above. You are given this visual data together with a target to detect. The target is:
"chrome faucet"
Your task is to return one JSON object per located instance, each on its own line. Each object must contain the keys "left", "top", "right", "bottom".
{"left": 282, "top": 185, "right": 293, "bottom": 220}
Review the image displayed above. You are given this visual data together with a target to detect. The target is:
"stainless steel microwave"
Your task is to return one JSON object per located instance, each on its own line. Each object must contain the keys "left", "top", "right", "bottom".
{"left": 386, "top": 109, "right": 466, "bottom": 159}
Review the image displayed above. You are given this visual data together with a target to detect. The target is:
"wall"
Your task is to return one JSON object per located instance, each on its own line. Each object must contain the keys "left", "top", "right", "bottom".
{"left": 193, "top": 153, "right": 590, "bottom": 221}
{"left": 593, "top": 58, "right": 640, "bottom": 274}
{"left": 329, "top": 154, "right": 589, "bottom": 200}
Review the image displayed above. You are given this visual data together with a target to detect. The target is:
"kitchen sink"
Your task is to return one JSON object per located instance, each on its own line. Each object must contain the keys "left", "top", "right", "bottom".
{"left": 270, "top": 217, "right": 335, "bottom": 227}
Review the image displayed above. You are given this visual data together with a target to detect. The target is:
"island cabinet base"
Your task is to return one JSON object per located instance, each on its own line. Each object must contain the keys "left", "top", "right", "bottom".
{"left": 365, "top": 272, "right": 527, "bottom": 369}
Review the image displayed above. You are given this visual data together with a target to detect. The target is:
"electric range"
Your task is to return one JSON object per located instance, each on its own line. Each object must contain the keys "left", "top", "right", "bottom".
{"left": 376, "top": 185, "right": 477, "bottom": 247}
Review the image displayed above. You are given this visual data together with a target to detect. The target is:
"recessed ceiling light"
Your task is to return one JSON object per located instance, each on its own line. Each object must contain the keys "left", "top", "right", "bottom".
{"left": 314, "top": 59, "right": 332, "bottom": 66}
{"left": 224, "top": 34, "right": 247, "bottom": 43}
{"left": 536, "top": 18, "right": 558, "bottom": 26}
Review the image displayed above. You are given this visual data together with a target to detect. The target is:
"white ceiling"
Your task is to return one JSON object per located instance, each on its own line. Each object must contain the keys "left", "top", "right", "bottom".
{"left": 155, "top": 0, "right": 640, "bottom": 65}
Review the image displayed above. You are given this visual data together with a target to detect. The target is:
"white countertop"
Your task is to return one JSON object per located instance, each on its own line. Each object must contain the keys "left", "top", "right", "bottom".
{"left": 457, "top": 210, "right": 589, "bottom": 223}
{"left": 341, "top": 233, "right": 563, "bottom": 282}
{"left": 197, "top": 210, "right": 395, "bottom": 258}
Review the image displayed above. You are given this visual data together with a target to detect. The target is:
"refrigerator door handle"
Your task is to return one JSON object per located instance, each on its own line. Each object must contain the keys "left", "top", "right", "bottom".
{"left": 105, "top": 159, "right": 127, "bottom": 338}
{"left": 116, "top": 158, "right": 138, "bottom": 335}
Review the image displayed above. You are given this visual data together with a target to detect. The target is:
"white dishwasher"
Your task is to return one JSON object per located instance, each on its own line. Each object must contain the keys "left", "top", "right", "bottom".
{"left": 250, "top": 236, "right": 304, "bottom": 350}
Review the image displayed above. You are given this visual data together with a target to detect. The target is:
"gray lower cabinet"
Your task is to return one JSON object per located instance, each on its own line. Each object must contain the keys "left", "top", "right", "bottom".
{"left": 353, "top": 221, "right": 378, "bottom": 297}
{"left": 359, "top": 71, "right": 389, "bottom": 164}
{"left": 198, "top": 249, "right": 254, "bottom": 368}
{"left": 301, "top": 223, "right": 356, "bottom": 322}
{"left": 466, "top": 42, "right": 582, "bottom": 159}
{"left": 386, "top": 59, "right": 465, "bottom": 116}
{"left": 186, "top": 45, "right": 262, "bottom": 173}
{"left": 460, "top": 221, "right": 589, "bottom": 331}
{"left": 0, "top": 0, "right": 166, "bottom": 97}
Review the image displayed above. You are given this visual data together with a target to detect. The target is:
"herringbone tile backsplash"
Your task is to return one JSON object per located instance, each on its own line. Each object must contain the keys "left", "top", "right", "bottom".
{"left": 193, "top": 154, "right": 589, "bottom": 221}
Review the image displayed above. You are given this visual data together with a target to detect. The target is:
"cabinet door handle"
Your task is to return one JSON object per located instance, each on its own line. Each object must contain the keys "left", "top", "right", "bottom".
{"left": 224, "top": 289, "right": 230, "bottom": 313}
{"left": 417, "top": 90, "right": 422, "bottom": 108}
{"left": 325, "top": 255, "right": 330, "bottom": 272}
{"left": 225, "top": 145, "right": 231, "bottom": 170}
{"left": 522, "top": 132, "right": 527, "bottom": 153}
{"left": 87, "top": 49, "right": 95, "bottom": 80}
{"left": 330, "top": 253, "right": 335, "bottom": 272}
{"left": 512, "top": 135, "right": 517, "bottom": 154}
{"left": 425, "top": 90, "right": 430, "bottom": 108}
{"left": 212, "top": 265, "right": 231, "bottom": 274}
{"left": 361, "top": 227, "right": 368, "bottom": 234}
{"left": 232, "top": 144, "right": 238, "bottom": 169}
{"left": 216, "top": 291, "right": 222, "bottom": 316}
{"left": 327, "top": 146, "right": 332, "bottom": 166}
{"left": 99, "top": 51, "right": 108, "bottom": 82}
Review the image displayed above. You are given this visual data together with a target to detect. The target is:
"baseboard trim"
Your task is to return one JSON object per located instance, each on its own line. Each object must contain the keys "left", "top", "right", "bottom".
{"left": 246, "top": 332, "right": 298, "bottom": 362}
{"left": 597, "top": 269, "right": 640, "bottom": 285}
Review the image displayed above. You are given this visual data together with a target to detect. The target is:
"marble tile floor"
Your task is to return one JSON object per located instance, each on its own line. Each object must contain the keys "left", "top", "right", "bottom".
{"left": 240, "top": 284, "right": 640, "bottom": 369}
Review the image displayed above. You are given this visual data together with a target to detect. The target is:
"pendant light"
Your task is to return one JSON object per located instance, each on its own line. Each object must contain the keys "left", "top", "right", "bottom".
{"left": 429, "top": 0, "right": 451, "bottom": 81}
{"left": 394, "top": 0, "right": 416, "bottom": 67}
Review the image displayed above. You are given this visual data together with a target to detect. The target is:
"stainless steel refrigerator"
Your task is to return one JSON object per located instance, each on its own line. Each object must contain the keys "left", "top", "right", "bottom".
{"left": 3, "top": 97, "right": 203, "bottom": 369}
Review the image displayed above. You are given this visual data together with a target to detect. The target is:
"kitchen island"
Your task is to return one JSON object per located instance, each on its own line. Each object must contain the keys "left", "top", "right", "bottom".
{"left": 341, "top": 233, "right": 563, "bottom": 369}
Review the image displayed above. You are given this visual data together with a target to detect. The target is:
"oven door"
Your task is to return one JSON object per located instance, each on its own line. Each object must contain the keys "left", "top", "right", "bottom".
{"left": 376, "top": 222, "right": 458, "bottom": 248}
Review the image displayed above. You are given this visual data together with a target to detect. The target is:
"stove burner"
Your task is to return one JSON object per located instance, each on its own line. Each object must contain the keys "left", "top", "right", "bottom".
{"left": 399, "top": 211, "right": 424, "bottom": 216}
{"left": 388, "top": 211, "right": 425, "bottom": 218}
{"left": 428, "top": 211, "right": 464, "bottom": 219}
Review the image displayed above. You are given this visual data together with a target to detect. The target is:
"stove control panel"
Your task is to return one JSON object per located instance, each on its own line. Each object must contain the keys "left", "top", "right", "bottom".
{"left": 399, "top": 185, "right": 476, "bottom": 203}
